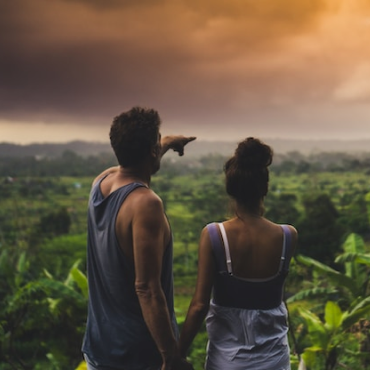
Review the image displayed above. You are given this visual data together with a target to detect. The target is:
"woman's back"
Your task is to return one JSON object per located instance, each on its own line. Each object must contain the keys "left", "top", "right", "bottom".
{"left": 205, "top": 217, "right": 295, "bottom": 370}
{"left": 207, "top": 218, "right": 293, "bottom": 311}
{"left": 222, "top": 216, "right": 292, "bottom": 280}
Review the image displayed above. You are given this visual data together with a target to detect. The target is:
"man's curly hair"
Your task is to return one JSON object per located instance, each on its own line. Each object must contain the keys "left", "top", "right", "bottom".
{"left": 110, "top": 107, "right": 161, "bottom": 167}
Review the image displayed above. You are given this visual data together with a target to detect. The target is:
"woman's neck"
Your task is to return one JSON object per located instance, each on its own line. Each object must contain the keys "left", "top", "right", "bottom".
{"left": 234, "top": 203, "right": 264, "bottom": 221}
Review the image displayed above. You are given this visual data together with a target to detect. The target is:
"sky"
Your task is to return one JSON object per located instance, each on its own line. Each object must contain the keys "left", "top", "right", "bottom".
{"left": 1, "top": 0, "right": 370, "bottom": 144}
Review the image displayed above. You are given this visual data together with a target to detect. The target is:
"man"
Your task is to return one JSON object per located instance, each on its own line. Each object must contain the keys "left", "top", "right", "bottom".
{"left": 82, "top": 107, "right": 195, "bottom": 370}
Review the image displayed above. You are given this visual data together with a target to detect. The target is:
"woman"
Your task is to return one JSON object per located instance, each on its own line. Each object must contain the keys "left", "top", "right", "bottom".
{"left": 179, "top": 137, "right": 298, "bottom": 370}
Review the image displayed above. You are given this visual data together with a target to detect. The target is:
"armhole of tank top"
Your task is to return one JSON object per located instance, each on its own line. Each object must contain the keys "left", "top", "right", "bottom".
{"left": 218, "top": 223, "right": 233, "bottom": 275}
{"left": 95, "top": 173, "right": 109, "bottom": 191}
{"left": 113, "top": 182, "right": 147, "bottom": 223}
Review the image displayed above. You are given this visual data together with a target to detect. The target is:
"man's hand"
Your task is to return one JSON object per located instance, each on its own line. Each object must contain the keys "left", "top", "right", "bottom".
{"left": 161, "top": 356, "right": 194, "bottom": 370}
{"left": 160, "top": 136, "right": 196, "bottom": 157}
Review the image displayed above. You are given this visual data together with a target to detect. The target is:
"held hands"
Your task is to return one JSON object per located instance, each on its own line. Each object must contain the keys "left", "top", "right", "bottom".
{"left": 161, "top": 357, "right": 194, "bottom": 370}
{"left": 160, "top": 346, "right": 194, "bottom": 370}
{"left": 160, "top": 135, "right": 196, "bottom": 157}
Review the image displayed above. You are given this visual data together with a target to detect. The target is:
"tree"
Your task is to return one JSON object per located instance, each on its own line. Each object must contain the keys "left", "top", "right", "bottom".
{"left": 296, "top": 194, "right": 345, "bottom": 264}
{"left": 338, "top": 193, "right": 370, "bottom": 236}
{"left": 187, "top": 180, "right": 229, "bottom": 226}
{"left": 265, "top": 193, "right": 300, "bottom": 225}
{"left": 38, "top": 207, "right": 71, "bottom": 238}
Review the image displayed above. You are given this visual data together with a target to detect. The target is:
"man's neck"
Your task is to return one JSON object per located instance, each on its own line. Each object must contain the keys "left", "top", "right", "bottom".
{"left": 118, "top": 165, "right": 151, "bottom": 187}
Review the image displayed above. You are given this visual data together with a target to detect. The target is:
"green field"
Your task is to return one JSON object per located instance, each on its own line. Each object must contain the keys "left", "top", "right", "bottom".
{"left": 1, "top": 162, "right": 370, "bottom": 369}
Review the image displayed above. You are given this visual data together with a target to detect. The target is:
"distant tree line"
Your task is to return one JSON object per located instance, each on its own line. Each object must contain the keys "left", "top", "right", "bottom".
{"left": 273, "top": 151, "right": 370, "bottom": 175}
{"left": 1, "top": 150, "right": 370, "bottom": 178}
{"left": 0, "top": 151, "right": 117, "bottom": 177}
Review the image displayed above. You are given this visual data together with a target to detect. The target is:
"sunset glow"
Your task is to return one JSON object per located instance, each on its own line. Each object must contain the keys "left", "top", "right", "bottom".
{"left": 1, "top": 0, "right": 369, "bottom": 143}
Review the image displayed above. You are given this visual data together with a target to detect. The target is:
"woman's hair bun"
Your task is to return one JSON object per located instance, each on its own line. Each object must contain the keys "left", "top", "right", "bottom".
{"left": 234, "top": 137, "right": 273, "bottom": 169}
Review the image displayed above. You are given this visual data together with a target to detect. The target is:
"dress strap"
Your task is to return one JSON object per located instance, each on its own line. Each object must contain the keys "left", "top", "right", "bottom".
{"left": 218, "top": 223, "right": 233, "bottom": 274}
{"left": 280, "top": 225, "right": 292, "bottom": 273}
{"left": 206, "top": 223, "right": 228, "bottom": 273}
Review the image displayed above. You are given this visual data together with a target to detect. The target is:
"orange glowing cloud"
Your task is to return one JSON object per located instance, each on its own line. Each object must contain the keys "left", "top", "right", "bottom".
{"left": 0, "top": 0, "right": 370, "bottom": 142}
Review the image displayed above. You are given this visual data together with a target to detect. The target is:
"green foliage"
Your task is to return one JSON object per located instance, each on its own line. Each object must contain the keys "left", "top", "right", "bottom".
{"left": 296, "top": 255, "right": 358, "bottom": 297}
{"left": 290, "top": 233, "right": 370, "bottom": 369}
{"left": 37, "top": 207, "right": 71, "bottom": 237}
{"left": 1, "top": 153, "right": 370, "bottom": 369}
{"left": 339, "top": 193, "right": 370, "bottom": 235}
{"left": 296, "top": 193, "right": 345, "bottom": 264}
{"left": 0, "top": 250, "right": 87, "bottom": 370}
{"left": 35, "top": 234, "right": 87, "bottom": 279}
{"left": 265, "top": 192, "right": 300, "bottom": 225}
{"left": 287, "top": 287, "right": 338, "bottom": 304}
{"left": 297, "top": 300, "right": 370, "bottom": 370}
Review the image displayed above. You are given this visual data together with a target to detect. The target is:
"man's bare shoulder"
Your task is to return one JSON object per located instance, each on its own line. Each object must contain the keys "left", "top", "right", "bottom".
{"left": 116, "top": 187, "right": 165, "bottom": 235}
{"left": 128, "top": 188, "right": 166, "bottom": 232}
{"left": 129, "top": 187, "right": 163, "bottom": 211}
{"left": 92, "top": 166, "right": 120, "bottom": 187}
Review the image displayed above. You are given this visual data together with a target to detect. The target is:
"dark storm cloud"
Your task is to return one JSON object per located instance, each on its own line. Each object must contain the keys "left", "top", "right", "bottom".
{"left": 61, "top": 0, "right": 165, "bottom": 9}
{"left": 1, "top": 0, "right": 370, "bottom": 139}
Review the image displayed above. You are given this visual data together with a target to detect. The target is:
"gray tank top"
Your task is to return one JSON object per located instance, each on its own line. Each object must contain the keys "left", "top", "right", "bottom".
{"left": 82, "top": 178, "right": 177, "bottom": 370}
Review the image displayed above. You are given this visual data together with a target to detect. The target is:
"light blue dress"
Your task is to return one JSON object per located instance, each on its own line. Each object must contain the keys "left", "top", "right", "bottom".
{"left": 205, "top": 300, "right": 291, "bottom": 370}
{"left": 204, "top": 222, "right": 292, "bottom": 370}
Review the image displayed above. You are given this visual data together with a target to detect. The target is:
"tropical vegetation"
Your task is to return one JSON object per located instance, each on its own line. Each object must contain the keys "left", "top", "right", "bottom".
{"left": 0, "top": 150, "right": 370, "bottom": 369}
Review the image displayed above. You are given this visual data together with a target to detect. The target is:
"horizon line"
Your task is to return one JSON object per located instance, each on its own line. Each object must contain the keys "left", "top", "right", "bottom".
{"left": 2, "top": 137, "right": 370, "bottom": 146}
